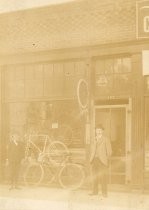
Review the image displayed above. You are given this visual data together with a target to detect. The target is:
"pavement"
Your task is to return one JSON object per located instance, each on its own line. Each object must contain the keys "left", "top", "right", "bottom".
{"left": 0, "top": 185, "right": 149, "bottom": 210}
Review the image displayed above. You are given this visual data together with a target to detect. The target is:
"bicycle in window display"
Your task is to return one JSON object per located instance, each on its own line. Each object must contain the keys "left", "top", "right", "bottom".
{"left": 23, "top": 134, "right": 85, "bottom": 190}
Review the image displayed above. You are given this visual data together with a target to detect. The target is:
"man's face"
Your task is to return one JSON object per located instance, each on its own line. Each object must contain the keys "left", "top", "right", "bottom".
{"left": 95, "top": 128, "right": 103, "bottom": 137}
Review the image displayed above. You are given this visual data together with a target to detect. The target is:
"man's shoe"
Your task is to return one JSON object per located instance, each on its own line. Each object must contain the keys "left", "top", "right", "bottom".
{"left": 15, "top": 186, "right": 22, "bottom": 190}
{"left": 89, "top": 192, "right": 98, "bottom": 196}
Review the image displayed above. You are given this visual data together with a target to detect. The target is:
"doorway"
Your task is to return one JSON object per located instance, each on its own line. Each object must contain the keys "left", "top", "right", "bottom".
{"left": 94, "top": 103, "right": 131, "bottom": 185}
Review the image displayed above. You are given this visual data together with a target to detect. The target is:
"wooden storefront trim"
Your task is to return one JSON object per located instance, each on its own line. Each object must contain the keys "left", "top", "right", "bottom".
{"left": 0, "top": 40, "right": 149, "bottom": 66}
{"left": 131, "top": 53, "right": 144, "bottom": 188}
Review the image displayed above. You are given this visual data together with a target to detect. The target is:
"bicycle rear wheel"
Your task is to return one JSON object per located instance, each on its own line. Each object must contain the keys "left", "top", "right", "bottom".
{"left": 59, "top": 163, "right": 85, "bottom": 190}
{"left": 48, "top": 141, "right": 69, "bottom": 166}
{"left": 42, "top": 164, "right": 55, "bottom": 186}
{"left": 24, "top": 162, "right": 44, "bottom": 187}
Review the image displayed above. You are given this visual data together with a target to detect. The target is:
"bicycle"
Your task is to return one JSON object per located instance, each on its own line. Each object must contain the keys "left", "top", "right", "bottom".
{"left": 24, "top": 134, "right": 69, "bottom": 166}
{"left": 23, "top": 147, "right": 85, "bottom": 190}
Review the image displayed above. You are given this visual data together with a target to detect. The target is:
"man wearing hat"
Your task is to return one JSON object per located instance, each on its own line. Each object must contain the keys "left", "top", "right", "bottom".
{"left": 89, "top": 124, "right": 112, "bottom": 197}
{"left": 7, "top": 134, "right": 25, "bottom": 190}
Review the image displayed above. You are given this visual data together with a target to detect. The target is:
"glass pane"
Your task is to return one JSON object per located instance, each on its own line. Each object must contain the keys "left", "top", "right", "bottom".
{"left": 95, "top": 60, "right": 105, "bottom": 74}
{"left": 25, "top": 65, "right": 35, "bottom": 79}
{"left": 53, "top": 63, "right": 63, "bottom": 95}
{"left": 5, "top": 66, "right": 16, "bottom": 81}
{"left": 64, "top": 62, "right": 75, "bottom": 96}
{"left": 34, "top": 65, "right": 43, "bottom": 80}
{"left": 64, "top": 62, "right": 74, "bottom": 76}
{"left": 75, "top": 61, "right": 86, "bottom": 75}
{"left": 44, "top": 64, "right": 54, "bottom": 96}
{"left": 95, "top": 108, "right": 110, "bottom": 138}
{"left": 111, "top": 108, "right": 126, "bottom": 156}
{"left": 15, "top": 65, "right": 25, "bottom": 80}
{"left": 104, "top": 59, "right": 113, "bottom": 74}
{"left": 114, "top": 73, "right": 132, "bottom": 93}
{"left": 95, "top": 74, "right": 113, "bottom": 94}
{"left": 122, "top": 57, "right": 131, "bottom": 73}
{"left": 114, "top": 58, "right": 122, "bottom": 73}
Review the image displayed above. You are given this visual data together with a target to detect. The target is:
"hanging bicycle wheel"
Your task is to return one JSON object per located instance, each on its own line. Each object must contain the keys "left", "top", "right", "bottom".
{"left": 59, "top": 163, "right": 85, "bottom": 190}
{"left": 48, "top": 141, "right": 69, "bottom": 166}
{"left": 24, "top": 162, "right": 44, "bottom": 187}
{"left": 77, "top": 79, "right": 89, "bottom": 109}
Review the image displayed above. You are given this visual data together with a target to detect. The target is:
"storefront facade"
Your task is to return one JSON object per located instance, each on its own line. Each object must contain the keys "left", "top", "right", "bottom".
{"left": 0, "top": 0, "right": 149, "bottom": 189}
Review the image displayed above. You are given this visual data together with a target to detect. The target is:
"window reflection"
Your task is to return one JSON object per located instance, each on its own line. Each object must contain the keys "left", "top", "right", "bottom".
{"left": 95, "top": 57, "right": 132, "bottom": 93}
{"left": 122, "top": 58, "right": 131, "bottom": 73}
{"left": 105, "top": 59, "right": 113, "bottom": 74}
{"left": 114, "top": 58, "right": 122, "bottom": 73}
{"left": 95, "top": 60, "right": 105, "bottom": 74}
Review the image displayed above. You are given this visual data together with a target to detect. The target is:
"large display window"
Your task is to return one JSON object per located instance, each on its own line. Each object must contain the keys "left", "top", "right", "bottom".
{"left": 5, "top": 100, "right": 86, "bottom": 149}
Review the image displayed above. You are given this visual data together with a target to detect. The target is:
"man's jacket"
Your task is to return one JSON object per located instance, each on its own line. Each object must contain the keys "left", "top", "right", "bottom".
{"left": 8, "top": 140, "right": 25, "bottom": 164}
{"left": 89, "top": 136, "right": 112, "bottom": 166}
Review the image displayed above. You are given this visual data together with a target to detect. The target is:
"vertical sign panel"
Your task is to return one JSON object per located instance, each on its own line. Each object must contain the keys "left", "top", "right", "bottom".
{"left": 137, "top": 0, "right": 149, "bottom": 38}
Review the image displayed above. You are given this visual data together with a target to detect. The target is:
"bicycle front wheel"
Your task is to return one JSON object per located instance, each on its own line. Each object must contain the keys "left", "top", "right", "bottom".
{"left": 59, "top": 163, "right": 85, "bottom": 190}
{"left": 48, "top": 141, "right": 69, "bottom": 166}
{"left": 24, "top": 162, "right": 44, "bottom": 187}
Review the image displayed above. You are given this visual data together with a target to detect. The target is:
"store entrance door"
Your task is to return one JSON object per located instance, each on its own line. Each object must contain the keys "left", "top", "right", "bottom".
{"left": 94, "top": 103, "right": 131, "bottom": 185}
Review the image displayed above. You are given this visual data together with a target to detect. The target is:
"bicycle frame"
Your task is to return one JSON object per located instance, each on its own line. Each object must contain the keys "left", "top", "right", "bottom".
{"left": 25, "top": 134, "right": 51, "bottom": 160}
{"left": 40, "top": 152, "right": 71, "bottom": 183}
{"left": 41, "top": 152, "right": 85, "bottom": 189}
{"left": 24, "top": 147, "right": 85, "bottom": 189}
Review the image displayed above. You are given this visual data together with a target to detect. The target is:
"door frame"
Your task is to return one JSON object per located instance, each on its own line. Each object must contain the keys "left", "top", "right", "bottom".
{"left": 144, "top": 96, "right": 149, "bottom": 188}
{"left": 93, "top": 101, "right": 132, "bottom": 185}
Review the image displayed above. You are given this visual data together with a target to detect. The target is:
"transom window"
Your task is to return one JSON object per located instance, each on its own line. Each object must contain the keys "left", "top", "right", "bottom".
{"left": 94, "top": 57, "right": 132, "bottom": 95}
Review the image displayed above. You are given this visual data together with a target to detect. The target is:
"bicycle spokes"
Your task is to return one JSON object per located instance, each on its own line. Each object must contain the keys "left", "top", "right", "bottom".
{"left": 24, "top": 163, "right": 44, "bottom": 187}
{"left": 59, "top": 163, "right": 85, "bottom": 190}
{"left": 48, "top": 141, "right": 69, "bottom": 166}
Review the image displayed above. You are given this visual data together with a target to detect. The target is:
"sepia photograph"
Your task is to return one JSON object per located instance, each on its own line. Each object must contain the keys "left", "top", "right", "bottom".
{"left": 0, "top": 0, "right": 149, "bottom": 209}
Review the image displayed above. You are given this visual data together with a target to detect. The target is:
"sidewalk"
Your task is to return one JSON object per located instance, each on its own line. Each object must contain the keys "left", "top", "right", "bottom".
{"left": 0, "top": 185, "right": 149, "bottom": 210}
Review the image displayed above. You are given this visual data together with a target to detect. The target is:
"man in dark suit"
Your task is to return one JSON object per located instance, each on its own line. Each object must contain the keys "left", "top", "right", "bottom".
{"left": 8, "top": 134, "right": 25, "bottom": 190}
{"left": 89, "top": 124, "right": 112, "bottom": 197}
